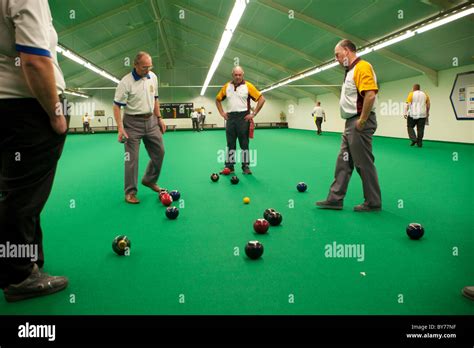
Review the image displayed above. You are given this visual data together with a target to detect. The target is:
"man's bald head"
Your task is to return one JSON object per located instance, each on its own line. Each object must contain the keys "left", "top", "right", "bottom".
{"left": 232, "top": 66, "right": 245, "bottom": 84}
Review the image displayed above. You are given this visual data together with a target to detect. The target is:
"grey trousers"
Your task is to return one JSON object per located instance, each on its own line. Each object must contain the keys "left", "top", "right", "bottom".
{"left": 327, "top": 112, "right": 381, "bottom": 207}
{"left": 123, "top": 115, "right": 165, "bottom": 195}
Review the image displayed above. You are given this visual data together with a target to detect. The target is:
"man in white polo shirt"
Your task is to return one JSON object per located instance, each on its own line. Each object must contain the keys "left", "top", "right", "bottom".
{"left": 113, "top": 51, "right": 166, "bottom": 204}
{"left": 404, "top": 84, "right": 430, "bottom": 148}
{"left": 316, "top": 39, "right": 382, "bottom": 212}
{"left": 311, "top": 101, "right": 326, "bottom": 135}
{"left": 0, "top": 0, "right": 69, "bottom": 301}
{"left": 216, "top": 66, "right": 266, "bottom": 175}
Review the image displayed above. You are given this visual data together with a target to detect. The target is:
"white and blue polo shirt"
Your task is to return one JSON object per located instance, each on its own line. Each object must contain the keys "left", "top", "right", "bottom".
{"left": 0, "top": 0, "right": 65, "bottom": 98}
{"left": 114, "top": 69, "right": 159, "bottom": 115}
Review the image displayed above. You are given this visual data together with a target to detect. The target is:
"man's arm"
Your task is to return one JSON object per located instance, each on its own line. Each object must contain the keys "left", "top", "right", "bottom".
{"left": 154, "top": 99, "right": 166, "bottom": 133}
{"left": 216, "top": 100, "right": 228, "bottom": 120}
{"left": 253, "top": 95, "right": 266, "bottom": 116}
{"left": 357, "top": 90, "right": 376, "bottom": 130}
{"left": 113, "top": 104, "right": 128, "bottom": 141}
{"left": 404, "top": 103, "right": 410, "bottom": 119}
{"left": 20, "top": 53, "right": 66, "bottom": 134}
{"left": 244, "top": 95, "right": 266, "bottom": 121}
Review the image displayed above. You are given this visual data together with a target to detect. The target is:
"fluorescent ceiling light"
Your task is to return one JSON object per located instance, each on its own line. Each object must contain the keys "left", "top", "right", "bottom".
{"left": 415, "top": 7, "right": 474, "bottom": 34}
{"left": 200, "top": 0, "right": 249, "bottom": 96}
{"left": 372, "top": 31, "right": 415, "bottom": 51}
{"left": 64, "top": 89, "right": 89, "bottom": 98}
{"left": 56, "top": 45, "right": 120, "bottom": 84}
{"left": 261, "top": 4, "right": 473, "bottom": 94}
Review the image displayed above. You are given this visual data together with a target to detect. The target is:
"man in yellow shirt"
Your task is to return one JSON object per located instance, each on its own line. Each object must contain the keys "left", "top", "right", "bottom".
{"left": 316, "top": 39, "right": 381, "bottom": 212}
{"left": 82, "top": 112, "right": 91, "bottom": 134}
{"left": 216, "top": 66, "right": 265, "bottom": 175}
{"left": 404, "top": 84, "right": 430, "bottom": 147}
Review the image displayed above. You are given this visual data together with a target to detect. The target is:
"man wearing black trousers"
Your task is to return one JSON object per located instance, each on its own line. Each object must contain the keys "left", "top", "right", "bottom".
{"left": 0, "top": 0, "right": 69, "bottom": 302}
{"left": 216, "top": 66, "right": 265, "bottom": 175}
{"left": 404, "top": 84, "right": 430, "bottom": 147}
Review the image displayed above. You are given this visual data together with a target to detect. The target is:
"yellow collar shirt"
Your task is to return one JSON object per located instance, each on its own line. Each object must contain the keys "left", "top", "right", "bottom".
{"left": 340, "top": 58, "right": 378, "bottom": 119}
{"left": 406, "top": 90, "right": 430, "bottom": 119}
{"left": 216, "top": 80, "right": 262, "bottom": 113}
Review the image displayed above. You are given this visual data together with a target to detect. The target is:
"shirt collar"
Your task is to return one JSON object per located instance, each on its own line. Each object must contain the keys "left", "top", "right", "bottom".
{"left": 132, "top": 69, "right": 150, "bottom": 81}
{"left": 343, "top": 57, "right": 361, "bottom": 81}
{"left": 231, "top": 79, "right": 245, "bottom": 90}
{"left": 345, "top": 57, "right": 361, "bottom": 72}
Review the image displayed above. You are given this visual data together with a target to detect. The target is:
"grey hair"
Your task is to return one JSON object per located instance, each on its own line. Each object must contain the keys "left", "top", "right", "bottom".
{"left": 134, "top": 51, "right": 151, "bottom": 65}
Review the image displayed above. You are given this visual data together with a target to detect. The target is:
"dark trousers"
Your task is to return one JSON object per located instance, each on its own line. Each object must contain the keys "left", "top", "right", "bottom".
{"left": 407, "top": 117, "right": 426, "bottom": 146}
{"left": 0, "top": 98, "right": 66, "bottom": 288}
{"left": 315, "top": 117, "right": 323, "bottom": 134}
{"left": 192, "top": 118, "right": 199, "bottom": 131}
{"left": 327, "top": 112, "right": 381, "bottom": 207}
{"left": 225, "top": 111, "right": 250, "bottom": 169}
{"left": 83, "top": 122, "right": 90, "bottom": 133}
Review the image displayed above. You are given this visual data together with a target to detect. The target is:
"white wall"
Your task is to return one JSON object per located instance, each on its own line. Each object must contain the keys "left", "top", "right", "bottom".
{"left": 287, "top": 64, "right": 474, "bottom": 144}
{"left": 67, "top": 90, "right": 286, "bottom": 129}
{"left": 68, "top": 89, "right": 115, "bottom": 129}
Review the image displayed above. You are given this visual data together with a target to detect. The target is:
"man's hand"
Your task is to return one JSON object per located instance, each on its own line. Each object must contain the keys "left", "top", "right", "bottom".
{"left": 118, "top": 128, "right": 129, "bottom": 142}
{"left": 221, "top": 112, "right": 228, "bottom": 120}
{"left": 158, "top": 117, "right": 166, "bottom": 134}
{"left": 356, "top": 119, "right": 366, "bottom": 131}
{"left": 50, "top": 114, "right": 67, "bottom": 135}
{"left": 244, "top": 113, "right": 254, "bottom": 121}
{"left": 404, "top": 114, "right": 408, "bottom": 119}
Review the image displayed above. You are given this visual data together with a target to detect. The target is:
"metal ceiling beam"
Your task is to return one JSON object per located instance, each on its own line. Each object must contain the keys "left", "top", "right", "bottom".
{"left": 258, "top": 0, "right": 439, "bottom": 86}
{"left": 178, "top": 55, "right": 296, "bottom": 101}
{"left": 79, "top": 22, "right": 155, "bottom": 57}
{"left": 184, "top": 47, "right": 305, "bottom": 100}
{"left": 421, "top": 0, "right": 467, "bottom": 10}
{"left": 174, "top": 0, "right": 338, "bottom": 70}
{"left": 65, "top": 43, "right": 168, "bottom": 83}
{"left": 165, "top": 18, "right": 339, "bottom": 98}
{"left": 59, "top": 0, "right": 144, "bottom": 37}
{"left": 167, "top": 28, "right": 316, "bottom": 100}
{"left": 150, "top": 0, "right": 174, "bottom": 68}
{"left": 176, "top": 47, "right": 300, "bottom": 101}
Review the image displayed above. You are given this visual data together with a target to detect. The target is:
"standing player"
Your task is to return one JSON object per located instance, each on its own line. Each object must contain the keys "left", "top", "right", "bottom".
{"left": 311, "top": 101, "right": 326, "bottom": 135}
{"left": 0, "top": 0, "right": 69, "bottom": 301}
{"left": 404, "top": 84, "right": 430, "bottom": 147}
{"left": 316, "top": 39, "right": 382, "bottom": 212}
{"left": 216, "top": 66, "right": 265, "bottom": 175}
{"left": 113, "top": 51, "right": 166, "bottom": 204}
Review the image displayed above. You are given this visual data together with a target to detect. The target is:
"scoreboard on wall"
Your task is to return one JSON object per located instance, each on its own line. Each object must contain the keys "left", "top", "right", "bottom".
{"left": 160, "top": 103, "right": 193, "bottom": 119}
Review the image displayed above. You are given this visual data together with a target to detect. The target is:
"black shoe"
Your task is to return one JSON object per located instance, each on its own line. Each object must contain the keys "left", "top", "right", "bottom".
{"left": 353, "top": 203, "right": 381, "bottom": 212}
{"left": 316, "top": 200, "right": 343, "bottom": 210}
{"left": 410, "top": 141, "right": 417, "bottom": 146}
{"left": 242, "top": 167, "right": 252, "bottom": 175}
{"left": 462, "top": 286, "right": 474, "bottom": 301}
{"left": 417, "top": 142, "right": 422, "bottom": 148}
{"left": 3, "top": 264, "right": 68, "bottom": 302}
